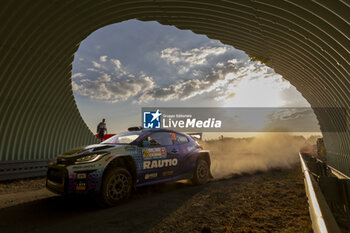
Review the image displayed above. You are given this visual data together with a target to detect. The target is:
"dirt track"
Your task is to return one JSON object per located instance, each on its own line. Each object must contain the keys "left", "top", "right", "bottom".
{"left": 0, "top": 165, "right": 312, "bottom": 233}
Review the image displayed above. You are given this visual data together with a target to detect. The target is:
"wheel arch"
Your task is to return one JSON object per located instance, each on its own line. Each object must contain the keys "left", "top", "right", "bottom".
{"left": 196, "top": 151, "right": 213, "bottom": 178}
{"left": 197, "top": 151, "right": 211, "bottom": 166}
{"left": 103, "top": 155, "right": 137, "bottom": 187}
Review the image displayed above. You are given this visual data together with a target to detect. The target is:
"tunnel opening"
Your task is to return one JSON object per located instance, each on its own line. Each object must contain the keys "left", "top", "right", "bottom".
{"left": 1, "top": 1, "right": 349, "bottom": 232}
{"left": 71, "top": 19, "right": 322, "bottom": 177}
{"left": 72, "top": 20, "right": 320, "bottom": 129}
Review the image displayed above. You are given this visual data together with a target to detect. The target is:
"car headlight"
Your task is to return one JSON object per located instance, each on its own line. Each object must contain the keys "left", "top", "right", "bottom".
{"left": 75, "top": 153, "right": 106, "bottom": 163}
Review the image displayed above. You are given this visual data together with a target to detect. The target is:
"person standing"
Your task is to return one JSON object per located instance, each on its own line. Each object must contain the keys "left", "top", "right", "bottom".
{"left": 97, "top": 119, "right": 107, "bottom": 142}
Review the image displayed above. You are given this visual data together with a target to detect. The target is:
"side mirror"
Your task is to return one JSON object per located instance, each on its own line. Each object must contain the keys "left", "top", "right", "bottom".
{"left": 142, "top": 140, "right": 151, "bottom": 147}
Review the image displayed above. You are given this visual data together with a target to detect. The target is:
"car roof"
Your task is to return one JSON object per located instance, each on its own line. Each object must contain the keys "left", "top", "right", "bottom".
{"left": 141, "top": 128, "right": 177, "bottom": 133}
{"left": 128, "top": 128, "right": 187, "bottom": 135}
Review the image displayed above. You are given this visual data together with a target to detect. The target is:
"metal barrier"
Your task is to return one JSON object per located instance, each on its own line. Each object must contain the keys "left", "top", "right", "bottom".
{"left": 0, "top": 160, "right": 50, "bottom": 181}
{"left": 300, "top": 153, "right": 350, "bottom": 233}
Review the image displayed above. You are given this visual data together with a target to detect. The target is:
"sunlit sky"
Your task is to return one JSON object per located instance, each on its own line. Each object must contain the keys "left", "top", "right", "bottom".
{"left": 72, "top": 20, "right": 320, "bottom": 139}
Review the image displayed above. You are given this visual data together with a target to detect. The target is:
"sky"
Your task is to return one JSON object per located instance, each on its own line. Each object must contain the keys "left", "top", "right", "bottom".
{"left": 72, "top": 20, "right": 320, "bottom": 139}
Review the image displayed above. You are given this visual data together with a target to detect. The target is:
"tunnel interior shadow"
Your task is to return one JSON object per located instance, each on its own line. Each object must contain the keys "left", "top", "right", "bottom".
{"left": 0, "top": 180, "right": 205, "bottom": 233}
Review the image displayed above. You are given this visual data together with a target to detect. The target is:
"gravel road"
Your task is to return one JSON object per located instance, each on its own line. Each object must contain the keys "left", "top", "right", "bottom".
{"left": 0, "top": 164, "right": 312, "bottom": 233}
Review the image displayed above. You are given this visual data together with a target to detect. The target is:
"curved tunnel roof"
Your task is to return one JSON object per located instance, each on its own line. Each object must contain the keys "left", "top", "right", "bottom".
{"left": 0, "top": 0, "right": 349, "bottom": 175}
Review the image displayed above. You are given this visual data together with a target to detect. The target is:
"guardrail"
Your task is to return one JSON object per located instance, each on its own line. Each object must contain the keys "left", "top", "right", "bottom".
{"left": 0, "top": 160, "right": 51, "bottom": 181}
{"left": 299, "top": 153, "right": 349, "bottom": 233}
{"left": 328, "top": 165, "right": 350, "bottom": 180}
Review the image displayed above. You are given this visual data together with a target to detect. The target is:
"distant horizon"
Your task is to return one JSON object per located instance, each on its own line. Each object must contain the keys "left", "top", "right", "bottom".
{"left": 96, "top": 130, "right": 322, "bottom": 141}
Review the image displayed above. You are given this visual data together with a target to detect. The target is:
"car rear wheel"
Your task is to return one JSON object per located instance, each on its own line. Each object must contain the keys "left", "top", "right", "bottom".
{"left": 192, "top": 159, "right": 210, "bottom": 185}
{"left": 97, "top": 167, "right": 132, "bottom": 207}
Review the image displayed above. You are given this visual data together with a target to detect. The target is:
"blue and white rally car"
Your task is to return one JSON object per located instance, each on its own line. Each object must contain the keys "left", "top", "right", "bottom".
{"left": 46, "top": 127, "right": 212, "bottom": 206}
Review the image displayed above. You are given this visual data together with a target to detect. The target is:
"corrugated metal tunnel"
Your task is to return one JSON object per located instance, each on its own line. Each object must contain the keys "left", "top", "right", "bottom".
{"left": 0, "top": 0, "right": 349, "bottom": 175}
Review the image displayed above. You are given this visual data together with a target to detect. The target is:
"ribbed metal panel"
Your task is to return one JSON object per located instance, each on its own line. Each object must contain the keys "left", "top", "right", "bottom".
{"left": 0, "top": 0, "right": 349, "bottom": 175}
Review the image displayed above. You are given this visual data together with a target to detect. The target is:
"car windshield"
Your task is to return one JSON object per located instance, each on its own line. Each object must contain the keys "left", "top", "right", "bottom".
{"left": 102, "top": 132, "right": 141, "bottom": 144}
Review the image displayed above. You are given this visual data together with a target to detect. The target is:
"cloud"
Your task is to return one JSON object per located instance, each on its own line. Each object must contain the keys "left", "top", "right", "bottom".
{"left": 72, "top": 58, "right": 154, "bottom": 103}
{"left": 160, "top": 46, "right": 228, "bottom": 67}
{"left": 73, "top": 75, "right": 154, "bottom": 103}
{"left": 73, "top": 45, "right": 292, "bottom": 105}
{"left": 71, "top": 73, "right": 85, "bottom": 79}
{"left": 225, "top": 93, "right": 236, "bottom": 99}
{"left": 160, "top": 46, "right": 230, "bottom": 76}
{"left": 138, "top": 66, "right": 232, "bottom": 102}
{"left": 281, "top": 109, "right": 314, "bottom": 120}
{"left": 216, "top": 62, "right": 224, "bottom": 68}
{"left": 111, "top": 59, "right": 122, "bottom": 70}
{"left": 138, "top": 59, "right": 283, "bottom": 103}
{"left": 92, "top": 61, "right": 102, "bottom": 68}
{"left": 100, "top": 56, "right": 107, "bottom": 62}
{"left": 269, "top": 109, "right": 314, "bottom": 121}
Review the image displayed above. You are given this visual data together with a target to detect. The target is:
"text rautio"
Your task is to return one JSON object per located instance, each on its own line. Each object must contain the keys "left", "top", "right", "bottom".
{"left": 162, "top": 118, "right": 222, "bottom": 128}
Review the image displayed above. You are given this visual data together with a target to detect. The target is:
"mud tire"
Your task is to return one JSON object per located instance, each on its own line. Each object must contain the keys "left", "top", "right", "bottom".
{"left": 97, "top": 167, "right": 132, "bottom": 207}
{"left": 192, "top": 159, "right": 210, "bottom": 185}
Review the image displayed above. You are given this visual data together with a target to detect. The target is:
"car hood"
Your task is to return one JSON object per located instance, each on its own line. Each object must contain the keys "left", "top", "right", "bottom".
{"left": 59, "top": 144, "right": 135, "bottom": 158}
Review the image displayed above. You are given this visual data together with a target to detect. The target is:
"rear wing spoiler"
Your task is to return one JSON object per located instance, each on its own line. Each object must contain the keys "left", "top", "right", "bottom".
{"left": 187, "top": 132, "right": 203, "bottom": 141}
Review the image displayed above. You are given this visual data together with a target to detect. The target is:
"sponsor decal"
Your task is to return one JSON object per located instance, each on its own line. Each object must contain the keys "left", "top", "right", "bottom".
{"left": 143, "top": 109, "right": 161, "bottom": 129}
{"left": 125, "top": 146, "right": 136, "bottom": 151}
{"left": 142, "top": 147, "right": 167, "bottom": 159}
{"left": 76, "top": 182, "right": 86, "bottom": 190}
{"left": 186, "top": 145, "right": 196, "bottom": 152}
{"left": 143, "top": 158, "right": 178, "bottom": 169}
{"left": 76, "top": 173, "right": 87, "bottom": 179}
{"left": 181, "top": 145, "right": 187, "bottom": 154}
{"left": 145, "top": 173, "right": 158, "bottom": 179}
{"left": 105, "top": 156, "right": 113, "bottom": 162}
{"left": 162, "top": 170, "right": 174, "bottom": 176}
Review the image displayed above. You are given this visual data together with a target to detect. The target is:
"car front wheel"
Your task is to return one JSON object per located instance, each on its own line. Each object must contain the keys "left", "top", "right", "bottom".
{"left": 192, "top": 159, "right": 210, "bottom": 185}
{"left": 98, "top": 167, "right": 132, "bottom": 207}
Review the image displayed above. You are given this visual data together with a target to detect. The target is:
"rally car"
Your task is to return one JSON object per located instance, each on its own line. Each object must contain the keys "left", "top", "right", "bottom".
{"left": 46, "top": 127, "right": 211, "bottom": 206}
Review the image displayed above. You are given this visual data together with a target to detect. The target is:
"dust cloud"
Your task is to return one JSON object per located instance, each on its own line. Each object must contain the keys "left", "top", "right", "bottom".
{"left": 204, "top": 133, "right": 317, "bottom": 179}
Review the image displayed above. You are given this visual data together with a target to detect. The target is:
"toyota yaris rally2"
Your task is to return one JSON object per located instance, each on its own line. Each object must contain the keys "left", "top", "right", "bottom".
{"left": 46, "top": 127, "right": 212, "bottom": 206}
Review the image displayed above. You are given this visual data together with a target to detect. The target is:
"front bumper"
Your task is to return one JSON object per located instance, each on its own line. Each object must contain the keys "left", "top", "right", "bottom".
{"left": 46, "top": 164, "right": 104, "bottom": 195}
{"left": 46, "top": 165, "right": 68, "bottom": 194}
